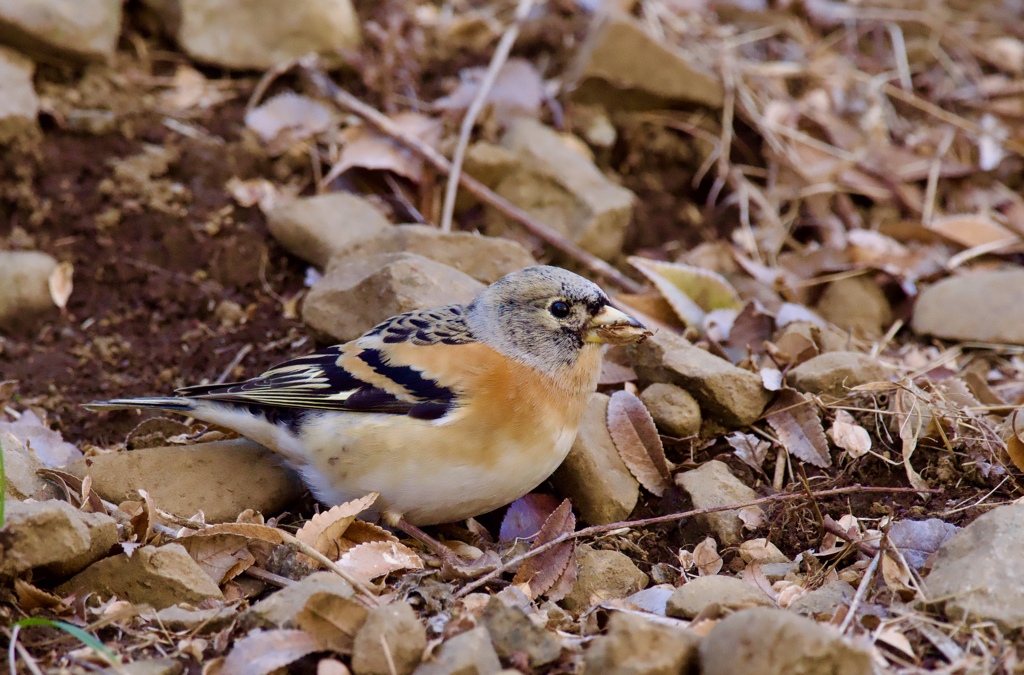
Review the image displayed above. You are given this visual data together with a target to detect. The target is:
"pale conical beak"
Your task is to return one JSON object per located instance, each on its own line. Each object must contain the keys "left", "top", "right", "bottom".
{"left": 585, "top": 305, "right": 652, "bottom": 344}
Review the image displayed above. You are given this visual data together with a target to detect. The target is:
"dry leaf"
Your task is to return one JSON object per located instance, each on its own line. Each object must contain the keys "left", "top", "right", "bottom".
{"left": 295, "top": 592, "right": 369, "bottom": 654}
{"left": 226, "top": 177, "right": 291, "bottom": 213}
{"left": 131, "top": 489, "right": 155, "bottom": 544}
{"left": 48, "top": 262, "right": 73, "bottom": 310}
{"left": 693, "top": 537, "right": 723, "bottom": 576}
{"left": 500, "top": 493, "right": 561, "bottom": 542}
{"left": 513, "top": 499, "right": 576, "bottom": 599}
{"left": 0, "top": 409, "right": 82, "bottom": 467}
{"left": 245, "top": 92, "right": 335, "bottom": 155}
{"left": 296, "top": 493, "right": 379, "bottom": 561}
{"left": 324, "top": 113, "right": 442, "bottom": 184}
{"left": 726, "top": 431, "right": 770, "bottom": 471}
{"left": 1006, "top": 409, "right": 1024, "bottom": 472}
{"left": 179, "top": 532, "right": 256, "bottom": 585}
{"left": 927, "top": 213, "right": 1019, "bottom": 249}
{"left": 888, "top": 518, "right": 958, "bottom": 570}
{"left": 892, "top": 388, "right": 930, "bottom": 492}
{"left": 544, "top": 544, "right": 578, "bottom": 603}
{"left": 738, "top": 507, "right": 766, "bottom": 530}
{"left": 765, "top": 389, "right": 832, "bottom": 468}
{"left": 14, "top": 579, "right": 64, "bottom": 611}
{"left": 607, "top": 390, "right": 672, "bottom": 496}
{"left": 317, "top": 659, "right": 352, "bottom": 675}
{"left": 828, "top": 410, "right": 872, "bottom": 459}
{"left": 221, "top": 629, "right": 321, "bottom": 675}
{"left": 336, "top": 540, "right": 424, "bottom": 583}
{"left": 434, "top": 58, "right": 544, "bottom": 123}
{"left": 629, "top": 256, "right": 742, "bottom": 330}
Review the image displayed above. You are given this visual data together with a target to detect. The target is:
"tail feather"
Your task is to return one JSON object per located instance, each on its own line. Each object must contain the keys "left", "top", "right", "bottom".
{"left": 83, "top": 397, "right": 197, "bottom": 412}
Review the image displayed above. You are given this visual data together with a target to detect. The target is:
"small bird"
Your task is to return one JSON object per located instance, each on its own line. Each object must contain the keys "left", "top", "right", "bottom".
{"left": 87, "top": 266, "right": 649, "bottom": 530}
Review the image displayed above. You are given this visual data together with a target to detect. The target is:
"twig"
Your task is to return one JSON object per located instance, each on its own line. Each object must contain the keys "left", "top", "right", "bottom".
{"left": 216, "top": 343, "right": 253, "bottom": 385}
{"left": 455, "top": 484, "right": 938, "bottom": 597}
{"left": 440, "top": 0, "right": 536, "bottom": 233}
{"left": 839, "top": 546, "right": 882, "bottom": 634}
{"left": 301, "top": 62, "right": 643, "bottom": 293}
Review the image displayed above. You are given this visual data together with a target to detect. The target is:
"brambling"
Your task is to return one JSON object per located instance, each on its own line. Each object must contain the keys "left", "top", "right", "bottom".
{"left": 87, "top": 266, "right": 649, "bottom": 528}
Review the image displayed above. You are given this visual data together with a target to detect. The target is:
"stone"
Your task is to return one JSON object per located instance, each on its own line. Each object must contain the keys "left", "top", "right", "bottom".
{"left": 788, "top": 580, "right": 857, "bottom": 620}
{"left": 629, "top": 330, "right": 771, "bottom": 428}
{"left": 640, "top": 383, "right": 701, "bottom": 438}
{"left": 551, "top": 393, "right": 640, "bottom": 525}
{"left": 0, "top": 46, "right": 37, "bottom": 144}
{"left": 0, "top": 0, "right": 122, "bottom": 62}
{"left": 1, "top": 433, "right": 60, "bottom": 502}
{"left": 700, "top": 608, "right": 871, "bottom": 675}
{"left": 149, "top": 605, "right": 237, "bottom": 632}
{"left": 243, "top": 571, "right": 355, "bottom": 629}
{"left": 912, "top": 269, "right": 1024, "bottom": 345}
{"left": 353, "top": 602, "right": 427, "bottom": 675}
{"left": 481, "top": 596, "right": 562, "bottom": 668}
{"left": 266, "top": 193, "right": 394, "bottom": 269}
{"left": 114, "top": 659, "right": 184, "bottom": 675}
{"left": 584, "top": 611, "right": 700, "bottom": 675}
{"left": 303, "top": 253, "right": 484, "bottom": 343}
{"left": 788, "top": 352, "right": 889, "bottom": 399}
{"left": 333, "top": 224, "right": 537, "bottom": 284}
{"left": 413, "top": 626, "right": 501, "bottom": 675}
{"left": 815, "top": 276, "right": 892, "bottom": 337}
{"left": 924, "top": 503, "right": 1024, "bottom": 631}
{"left": 675, "top": 461, "right": 758, "bottom": 545}
{"left": 0, "top": 250, "right": 59, "bottom": 333}
{"left": 666, "top": 575, "right": 774, "bottom": 619}
{"left": 484, "top": 118, "right": 634, "bottom": 261}
{"left": 65, "top": 439, "right": 304, "bottom": 524}
{"left": 566, "top": 10, "right": 724, "bottom": 109}
{"left": 143, "top": 0, "right": 361, "bottom": 70}
{"left": 561, "top": 545, "right": 649, "bottom": 614}
{"left": 56, "top": 544, "right": 224, "bottom": 610}
{"left": 0, "top": 500, "right": 115, "bottom": 578}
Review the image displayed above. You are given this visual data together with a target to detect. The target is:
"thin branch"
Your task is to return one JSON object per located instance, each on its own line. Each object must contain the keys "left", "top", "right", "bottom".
{"left": 440, "top": 0, "right": 536, "bottom": 233}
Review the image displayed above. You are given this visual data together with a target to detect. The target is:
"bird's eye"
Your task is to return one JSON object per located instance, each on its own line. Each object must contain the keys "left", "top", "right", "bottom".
{"left": 549, "top": 300, "right": 571, "bottom": 319}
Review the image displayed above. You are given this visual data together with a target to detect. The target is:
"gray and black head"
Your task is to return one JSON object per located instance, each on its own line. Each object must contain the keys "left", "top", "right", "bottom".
{"left": 466, "top": 265, "right": 648, "bottom": 373}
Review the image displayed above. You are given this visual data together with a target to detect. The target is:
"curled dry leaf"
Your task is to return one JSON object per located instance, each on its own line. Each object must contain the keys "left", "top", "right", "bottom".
{"left": 607, "top": 390, "right": 672, "bottom": 496}
{"left": 629, "top": 256, "right": 742, "bottom": 331}
{"left": 295, "top": 591, "right": 369, "bottom": 654}
{"left": 765, "top": 389, "right": 832, "bottom": 468}
{"left": 221, "top": 629, "right": 322, "bottom": 675}
{"left": 131, "top": 489, "right": 155, "bottom": 544}
{"left": 828, "top": 410, "right": 872, "bottom": 459}
{"left": 544, "top": 544, "right": 578, "bottom": 603}
{"left": 892, "top": 387, "right": 930, "bottom": 492}
{"left": 693, "top": 536, "right": 722, "bottom": 576}
{"left": 500, "top": 493, "right": 561, "bottom": 542}
{"left": 1005, "top": 409, "right": 1024, "bottom": 472}
{"left": 512, "top": 499, "right": 576, "bottom": 599}
{"left": 926, "top": 213, "right": 1019, "bottom": 250}
{"left": 179, "top": 532, "right": 256, "bottom": 585}
{"left": 726, "top": 431, "right": 770, "bottom": 472}
{"left": 48, "top": 262, "right": 73, "bottom": 310}
{"left": 323, "top": 112, "right": 442, "bottom": 185}
{"left": 336, "top": 541, "right": 424, "bottom": 584}
{"left": 433, "top": 58, "right": 544, "bottom": 123}
{"left": 245, "top": 92, "right": 336, "bottom": 155}
{"left": 296, "top": 493, "right": 379, "bottom": 561}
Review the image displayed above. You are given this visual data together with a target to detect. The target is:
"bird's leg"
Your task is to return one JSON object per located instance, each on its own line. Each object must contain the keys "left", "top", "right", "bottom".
{"left": 396, "top": 518, "right": 470, "bottom": 569}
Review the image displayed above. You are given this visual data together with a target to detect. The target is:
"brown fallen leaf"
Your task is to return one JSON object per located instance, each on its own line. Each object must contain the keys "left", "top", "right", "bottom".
{"left": 513, "top": 499, "right": 576, "bottom": 599}
{"left": 927, "top": 212, "right": 1020, "bottom": 250}
{"left": 764, "top": 389, "right": 832, "bottom": 468}
{"left": 296, "top": 493, "right": 379, "bottom": 561}
{"left": 322, "top": 113, "right": 442, "bottom": 185}
{"left": 220, "top": 629, "right": 322, "bottom": 675}
{"left": 245, "top": 92, "right": 336, "bottom": 156}
{"left": 629, "top": 256, "right": 742, "bottom": 331}
{"left": 433, "top": 58, "right": 544, "bottom": 124}
{"left": 1006, "top": 409, "right": 1024, "bottom": 472}
{"left": 500, "top": 493, "right": 561, "bottom": 542}
{"left": 178, "top": 532, "right": 256, "bottom": 585}
{"left": 828, "top": 410, "right": 872, "bottom": 459}
{"left": 607, "top": 390, "right": 673, "bottom": 496}
{"left": 48, "top": 261, "right": 73, "bottom": 311}
{"left": 693, "top": 536, "right": 723, "bottom": 576}
{"left": 295, "top": 591, "right": 369, "bottom": 654}
{"left": 336, "top": 541, "right": 424, "bottom": 583}
{"left": 726, "top": 431, "right": 770, "bottom": 472}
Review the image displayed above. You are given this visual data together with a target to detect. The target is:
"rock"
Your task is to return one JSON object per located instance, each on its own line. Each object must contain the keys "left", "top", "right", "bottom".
{"left": 788, "top": 352, "right": 889, "bottom": 399}
{"left": 481, "top": 596, "right": 562, "bottom": 668}
{"left": 0, "top": 0, "right": 122, "bottom": 62}
{"left": 0, "top": 250, "right": 58, "bottom": 332}
{"left": 142, "top": 0, "right": 361, "bottom": 70}
{"left": 675, "top": 461, "right": 759, "bottom": 545}
{"left": 1, "top": 433, "right": 60, "bottom": 502}
{"left": 333, "top": 224, "right": 537, "bottom": 284}
{"left": 815, "top": 276, "right": 892, "bottom": 337}
{"left": 640, "top": 383, "right": 701, "bottom": 438}
{"left": 353, "top": 602, "right": 427, "bottom": 675}
{"left": 584, "top": 610, "right": 700, "bottom": 675}
{"left": 303, "top": 253, "right": 484, "bottom": 343}
{"left": 788, "top": 580, "right": 857, "bottom": 620}
{"left": 115, "top": 659, "right": 184, "bottom": 675}
{"left": 0, "top": 500, "right": 116, "bottom": 578}
{"left": 666, "top": 575, "right": 774, "bottom": 619}
{"left": 56, "top": 544, "right": 224, "bottom": 610}
{"left": 0, "top": 46, "right": 37, "bottom": 144}
{"left": 551, "top": 393, "right": 640, "bottom": 525}
{"left": 65, "top": 439, "right": 304, "bottom": 523}
{"left": 148, "top": 605, "right": 237, "bottom": 632}
{"left": 700, "top": 608, "right": 871, "bottom": 675}
{"left": 266, "top": 193, "right": 393, "bottom": 269}
{"left": 484, "top": 118, "right": 634, "bottom": 261}
{"left": 760, "top": 562, "right": 799, "bottom": 582}
{"left": 243, "top": 571, "right": 355, "bottom": 628}
{"left": 561, "top": 545, "right": 648, "bottom": 614}
{"left": 772, "top": 320, "right": 850, "bottom": 358}
{"left": 566, "top": 10, "right": 723, "bottom": 108}
{"left": 912, "top": 269, "right": 1024, "bottom": 345}
{"left": 924, "top": 503, "right": 1024, "bottom": 631}
{"left": 629, "top": 330, "right": 770, "bottom": 428}
{"left": 413, "top": 626, "right": 501, "bottom": 675}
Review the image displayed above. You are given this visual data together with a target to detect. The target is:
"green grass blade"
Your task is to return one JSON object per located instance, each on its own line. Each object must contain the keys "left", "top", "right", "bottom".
{"left": 12, "top": 618, "right": 120, "bottom": 666}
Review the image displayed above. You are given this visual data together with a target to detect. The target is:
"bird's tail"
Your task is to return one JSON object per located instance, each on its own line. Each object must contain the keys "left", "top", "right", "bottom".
{"left": 82, "top": 397, "right": 197, "bottom": 413}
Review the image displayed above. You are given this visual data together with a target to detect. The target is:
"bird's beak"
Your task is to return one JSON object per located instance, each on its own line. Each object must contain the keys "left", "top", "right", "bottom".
{"left": 585, "top": 305, "right": 652, "bottom": 344}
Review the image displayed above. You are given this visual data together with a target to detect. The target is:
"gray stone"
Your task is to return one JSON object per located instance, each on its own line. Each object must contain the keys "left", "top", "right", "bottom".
{"left": 561, "top": 545, "right": 648, "bottom": 614}
{"left": 912, "top": 269, "right": 1024, "bottom": 345}
{"left": 788, "top": 352, "right": 889, "bottom": 399}
{"left": 481, "top": 596, "right": 562, "bottom": 668}
{"left": 675, "top": 461, "right": 759, "bottom": 545}
{"left": 700, "top": 608, "right": 871, "bottom": 675}
{"left": 788, "top": 580, "right": 857, "bottom": 619}
{"left": 1, "top": 433, "right": 60, "bottom": 502}
{"left": 56, "top": 544, "right": 224, "bottom": 610}
{"left": 815, "top": 276, "right": 892, "bottom": 337}
{"left": 552, "top": 393, "right": 640, "bottom": 525}
{"left": 0, "top": 0, "right": 122, "bottom": 62}
{"left": 266, "top": 193, "right": 393, "bottom": 269}
{"left": 629, "top": 330, "right": 770, "bottom": 428}
{"left": 924, "top": 503, "right": 1024, "bottom": 631}
{"left": 0, "top": 250, "right": 58, "bottom": 332}
{"left": 584, "top": 611, "right": 700, "bottom": 675}
{"left": 666, "top": 575, "right": 774, "bottom": 619}
{"left": 0, "top": 46, "right": 37, "bottom": 144}
{"left": 0, "top": 500, "right": 115, "bottom": 578}
{"left": 66, "top": 439, "right": 304, "bottom": 524}
{"left": 303, "top": 253, "right": 484, "bottom": 343}
{"left": 640, "top": 383, "right": 701, "bottom": 438}
{"left": 413, "top": 626, "right": 501, "bottom": 675}
{"left": 335, "top": 224, "right": 536, "bottom": 284}
{"left": 353, "top": 602, "right": 427, "bottom": 675}
{"left": 244, "top": 571, "right": 355, "bottom": 628}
